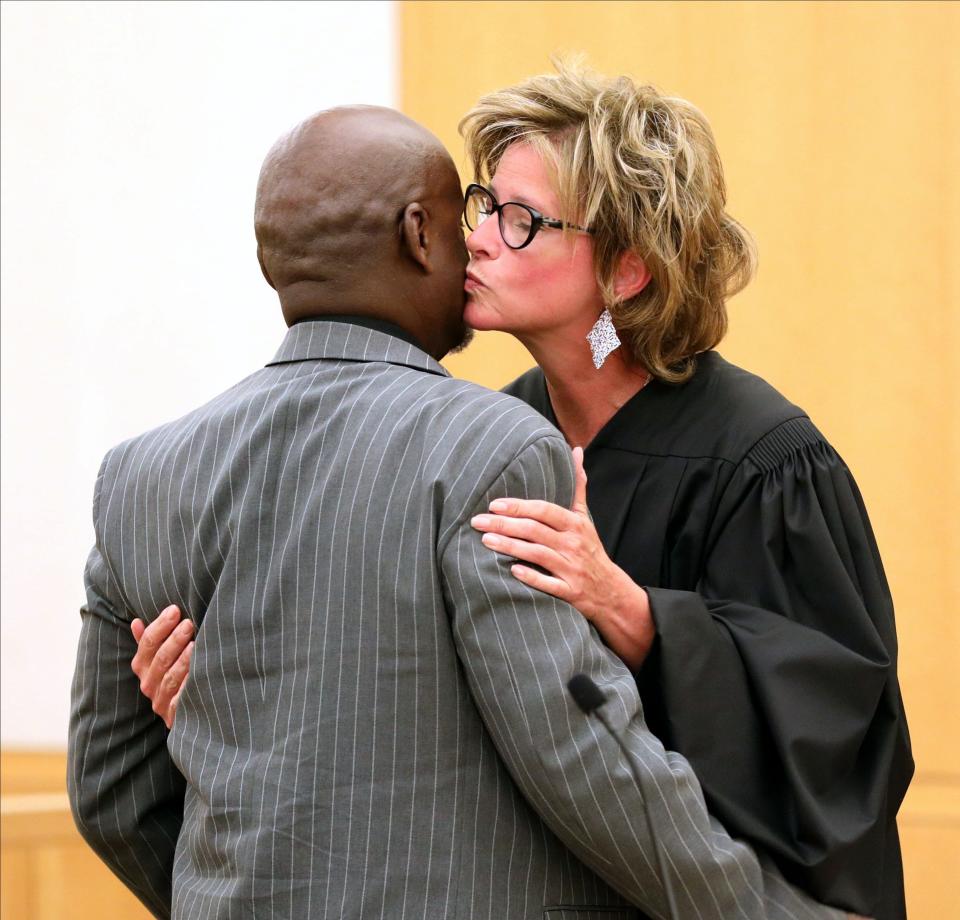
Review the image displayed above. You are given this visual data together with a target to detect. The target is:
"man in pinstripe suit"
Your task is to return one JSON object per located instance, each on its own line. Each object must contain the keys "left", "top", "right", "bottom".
{"left": 68, "top": 107, "right": 849, "bottom": 920}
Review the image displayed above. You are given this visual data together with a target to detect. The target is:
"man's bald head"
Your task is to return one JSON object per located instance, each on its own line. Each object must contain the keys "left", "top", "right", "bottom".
{"left": 254, "top": 107, "right": 469, "bottom": 356}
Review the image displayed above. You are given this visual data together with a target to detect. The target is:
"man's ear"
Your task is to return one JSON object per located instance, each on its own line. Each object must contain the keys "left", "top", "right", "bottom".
{"left": 257, "top": 245, "right": 276, "bottom": 290}
{"left": 400, "top": 202, "right": 431, "bottom": 272}
{"left": 613, "top": 250, "right": 652, "bottom": 300}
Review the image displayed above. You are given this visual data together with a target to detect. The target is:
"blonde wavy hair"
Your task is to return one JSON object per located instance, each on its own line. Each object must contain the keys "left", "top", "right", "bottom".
{"left": 459, "top": 60, "right": 756, "bottom": 382}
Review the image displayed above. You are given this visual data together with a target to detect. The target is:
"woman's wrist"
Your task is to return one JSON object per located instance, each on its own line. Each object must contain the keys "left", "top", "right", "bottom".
{"left": 595, "top": 567, "right": 656, "bottom": 671}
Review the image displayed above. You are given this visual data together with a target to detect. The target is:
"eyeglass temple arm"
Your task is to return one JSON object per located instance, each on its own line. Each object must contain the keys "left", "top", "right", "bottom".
{"left": 541, "top": 216, "right": 592, "bottom": 234}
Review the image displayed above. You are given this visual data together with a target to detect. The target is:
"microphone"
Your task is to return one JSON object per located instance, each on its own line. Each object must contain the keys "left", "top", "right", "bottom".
{"left": 568, "top": 673, "right": 609, "bottom": 715}
{"left": 567, "top": 673, "right": 682, "bottom": 920}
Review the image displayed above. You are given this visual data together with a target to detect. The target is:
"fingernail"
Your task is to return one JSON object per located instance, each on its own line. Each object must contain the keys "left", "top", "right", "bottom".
{"left": 177, "top": 620, "right": 193, "bottom": 635}
{"left": 471, "top": 515, "right": 491, "bottom": 528}
{"left": 481, "top": 533, "right": 501, "bottom": 547}
{"left": 489, "top": 500, "right": 507, "bottom": 512}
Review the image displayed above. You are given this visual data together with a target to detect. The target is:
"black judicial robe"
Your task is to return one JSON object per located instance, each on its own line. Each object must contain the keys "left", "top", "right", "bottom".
{"left": 504, "top": 351, "right": 913, "bottom": 920}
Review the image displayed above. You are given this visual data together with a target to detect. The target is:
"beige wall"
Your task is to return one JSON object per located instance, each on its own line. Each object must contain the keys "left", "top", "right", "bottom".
{"left": 400, "top": 1, "right": 960, "bottom": 916}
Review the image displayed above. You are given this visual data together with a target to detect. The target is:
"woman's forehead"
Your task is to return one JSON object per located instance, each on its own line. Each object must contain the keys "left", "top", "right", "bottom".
{"left": 490, "top": 143, "right": 557, "bottom": 212}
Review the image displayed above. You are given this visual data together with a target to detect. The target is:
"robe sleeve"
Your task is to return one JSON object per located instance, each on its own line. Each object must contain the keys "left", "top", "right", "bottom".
{"left": 640, "top": 416, "right": 913, "bottom": 918}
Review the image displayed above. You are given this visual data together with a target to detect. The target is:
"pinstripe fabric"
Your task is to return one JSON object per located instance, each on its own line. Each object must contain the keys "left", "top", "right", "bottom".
{"left": 69, "top": 320, "right": 848, "bottom": 920}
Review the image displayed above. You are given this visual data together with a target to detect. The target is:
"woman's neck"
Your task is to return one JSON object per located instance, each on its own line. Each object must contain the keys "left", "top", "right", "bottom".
{"left": 523, "top": 328, "right": 651, "bottom": 449}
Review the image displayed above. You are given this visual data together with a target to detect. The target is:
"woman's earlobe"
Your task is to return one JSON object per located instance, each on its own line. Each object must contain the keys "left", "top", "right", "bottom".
{"left": 613, "top": 250, "right": 651, "bottom": 299}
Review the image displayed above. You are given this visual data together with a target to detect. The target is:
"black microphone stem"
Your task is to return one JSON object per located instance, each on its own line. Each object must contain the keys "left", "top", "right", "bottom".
{"left": 594, "top": 712, "right": 682, "bottom": 920}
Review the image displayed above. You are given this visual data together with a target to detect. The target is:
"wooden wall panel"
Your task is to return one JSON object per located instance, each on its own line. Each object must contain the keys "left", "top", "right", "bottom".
{"left": 1, "top": 752, "right": 151, "bottom": 920}
{"left": 399, "top": 2, "right": 959, "bottom": 917}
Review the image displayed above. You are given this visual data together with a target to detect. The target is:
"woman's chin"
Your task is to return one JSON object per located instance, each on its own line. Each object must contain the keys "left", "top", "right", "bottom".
{"left": 463, "top": 297, "right": 506, "bottom": 333}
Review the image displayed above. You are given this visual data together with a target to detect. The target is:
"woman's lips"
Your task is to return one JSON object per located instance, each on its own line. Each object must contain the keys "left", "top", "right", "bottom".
{"left": 464, "top": 271, "right": 485, "bottom": 292}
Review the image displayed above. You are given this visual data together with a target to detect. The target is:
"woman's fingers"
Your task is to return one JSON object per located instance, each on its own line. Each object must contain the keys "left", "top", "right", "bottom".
{"left": 131, "top": 605, "right": 181, "bottom": 680}
{"left": 571, "top": 446, "right": 589, "bottom": 515}
{"left": 472, "top": 512, "right": 588, "bottom": 565}
{"left": 136, "top": 610, "right": 194, "bottom": 701}
{"left": 471, "top": 513, "right": 558, "bottom": 547}
{"left": 487, "top": 496, "right": 573, "bottom": 530}
{"left": 479, "top": 531, "right": 567, "bottom": 574}
{"left": 152, "top": 641, "right": 194, "bottom": 730}
{"left": 510, "top": 564, "right": 572, "bottom": 602}
{"left": 145, "top": 620, "right": 194, "bottom": 697}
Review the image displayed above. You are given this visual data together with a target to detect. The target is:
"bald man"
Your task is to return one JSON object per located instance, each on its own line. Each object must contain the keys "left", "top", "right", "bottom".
{"left": 69, "top": 108, "right": 849, "bottom": 920}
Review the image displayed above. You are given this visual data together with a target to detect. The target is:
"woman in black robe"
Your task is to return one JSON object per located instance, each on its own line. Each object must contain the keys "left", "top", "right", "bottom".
{"left": 460, "top": 64, "right": 912, "bottom": 920}
{"left": 493, "top": 355, "right": 912, "bottom": 917}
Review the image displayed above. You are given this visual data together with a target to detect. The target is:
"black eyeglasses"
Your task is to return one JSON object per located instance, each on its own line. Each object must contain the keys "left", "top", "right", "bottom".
{"left": 462, "top": 183, "right": 592, "bottom": 250}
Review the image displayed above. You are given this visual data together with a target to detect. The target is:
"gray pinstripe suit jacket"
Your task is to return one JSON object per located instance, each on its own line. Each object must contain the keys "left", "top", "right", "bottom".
{"left": 69, "top": 320, "right": 847, "bottom": 920}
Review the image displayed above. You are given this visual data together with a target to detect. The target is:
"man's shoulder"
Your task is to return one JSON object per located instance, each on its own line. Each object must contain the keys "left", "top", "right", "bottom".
{"left": 97, "top": 370, "right": 265, "bottom": 483}
{"left": 428, "top": 378, "right": 573, "bottom": 551}
{"left": 417, "top": 374, "right": 566, "bottom": 484}
{"left": 429, "top": 374, "right": 557, "bottom": 439}
{"left": 97, "top": 365, "right": 561, "bottom": 486}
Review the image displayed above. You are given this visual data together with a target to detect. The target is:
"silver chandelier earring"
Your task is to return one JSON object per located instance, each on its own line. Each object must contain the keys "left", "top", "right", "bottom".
{"left": 586, "top": 308, "right": 621, "bottom": 369}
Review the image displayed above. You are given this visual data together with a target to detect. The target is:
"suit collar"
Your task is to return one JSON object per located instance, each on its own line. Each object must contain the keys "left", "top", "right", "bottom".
{"left": 266, "top": 319, "right": 450, "bottom": 378}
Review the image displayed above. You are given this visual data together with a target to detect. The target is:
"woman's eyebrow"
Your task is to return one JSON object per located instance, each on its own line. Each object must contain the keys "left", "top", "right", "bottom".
{"left": 489, "top": 182, "right": 545, "bottom": 211}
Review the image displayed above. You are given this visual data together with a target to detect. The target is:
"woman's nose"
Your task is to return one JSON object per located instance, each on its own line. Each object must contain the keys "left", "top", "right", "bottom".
{"left": 466, "top": 217, "right": 500, "bottom": 258}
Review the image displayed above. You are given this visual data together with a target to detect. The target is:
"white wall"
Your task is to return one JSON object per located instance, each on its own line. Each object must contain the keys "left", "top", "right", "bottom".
{"left": 0, "top": 0, "right": 396, "bottom": 747}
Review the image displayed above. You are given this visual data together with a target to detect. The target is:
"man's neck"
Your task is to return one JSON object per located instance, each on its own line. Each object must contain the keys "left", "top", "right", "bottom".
{"left": 523, "top": 328, "right": 650, "bottom": 449}
{"left": 291, "top": 313, "right": 426, "bottom": 352}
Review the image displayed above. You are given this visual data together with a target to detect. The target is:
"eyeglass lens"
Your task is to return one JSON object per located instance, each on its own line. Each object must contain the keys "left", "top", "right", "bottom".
{"left": 463, "top": 187, "right": 492, "bottom": 231}
{"left": 464, "top": 186, "right": 535, "bottom": 249}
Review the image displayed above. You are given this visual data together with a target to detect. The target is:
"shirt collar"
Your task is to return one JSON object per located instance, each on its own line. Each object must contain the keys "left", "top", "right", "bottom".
{"left": 266, "top": 317, "right": 450, "bottom": 378}
{"left": 292, "top": 314, "right": 425, "bottom": 351}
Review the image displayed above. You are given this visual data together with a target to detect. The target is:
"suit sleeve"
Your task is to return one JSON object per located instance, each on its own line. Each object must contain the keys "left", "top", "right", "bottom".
{"left": 438, "top": 434, "right": 846, "bottom": 920}
{"left": 67, "top": 456, "right": 185, "bottom": 920}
